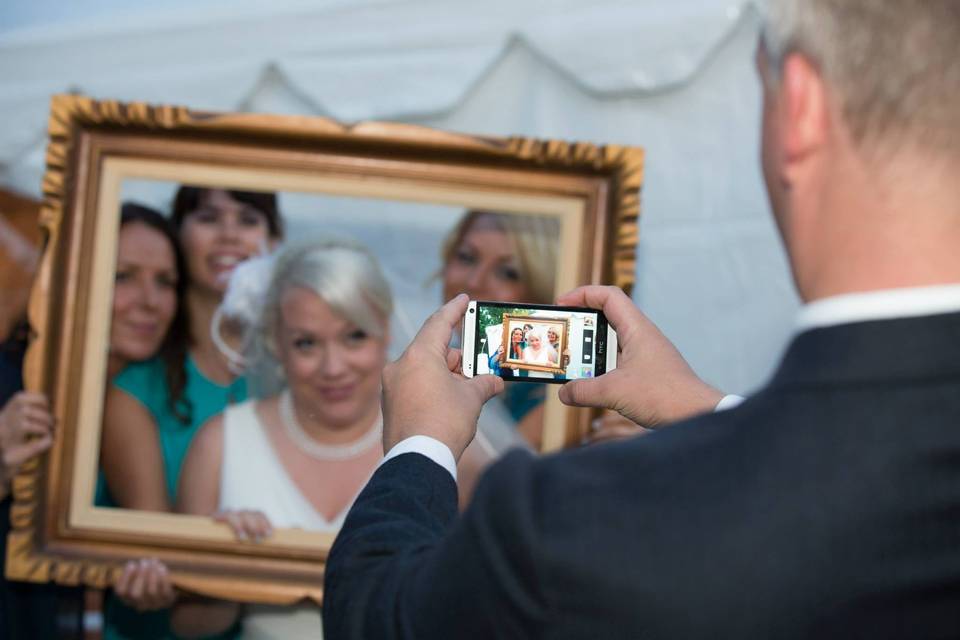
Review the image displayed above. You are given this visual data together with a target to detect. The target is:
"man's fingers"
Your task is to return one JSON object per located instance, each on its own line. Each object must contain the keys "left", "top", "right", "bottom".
{"left": 559, "top": 377, "right": 614, "bottom": 410}
{"left": 469, "top": 374, "right": 504, "bottom": 403}
{"left": 556, "top": 286, "right": 643, "bottom": 348}
{"left": 556, "top": 285, "right": 619, "bottom": 307}
{"left": 410, "top": 294, "right": 469, "bottom": 357}
{"left": 446, "top": 348, "right": 462, "bottom": 373}
{"left": 585, "top": 425, "right": 650, "bottom": 446}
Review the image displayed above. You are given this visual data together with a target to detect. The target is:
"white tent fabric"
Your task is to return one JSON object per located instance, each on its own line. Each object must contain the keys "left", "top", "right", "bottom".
{"left": 0, "top": 0, "right": 799, "bottom": 395}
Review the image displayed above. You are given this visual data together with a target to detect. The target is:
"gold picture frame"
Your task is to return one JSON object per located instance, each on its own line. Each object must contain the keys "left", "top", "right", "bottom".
{"left": 8, "top": 94, "right": 643, "bottom": 604}
{"left": 500, "top": 315, "right": 570, "bottom": 375}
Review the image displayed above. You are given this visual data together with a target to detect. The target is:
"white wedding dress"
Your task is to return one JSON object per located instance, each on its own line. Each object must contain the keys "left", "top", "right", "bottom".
{"left": 221, "top": 400, "right": 360, "bottom": 639}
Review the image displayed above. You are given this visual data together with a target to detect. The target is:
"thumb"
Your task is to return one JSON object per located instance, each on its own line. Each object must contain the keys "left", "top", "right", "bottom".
{"left": 558, "top": 377, "right": 614, "bottom": 410}
{"left": 468, "top": 374, "right": 504, "bottom": 404}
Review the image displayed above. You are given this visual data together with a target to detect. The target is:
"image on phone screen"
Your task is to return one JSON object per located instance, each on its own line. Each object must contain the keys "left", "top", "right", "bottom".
{"left": 469, "top": 301, "right": 615, "bottom": 383}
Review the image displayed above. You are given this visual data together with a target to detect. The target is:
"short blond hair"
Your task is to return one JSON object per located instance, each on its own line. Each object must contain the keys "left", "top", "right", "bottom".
{"left": 760, "top": 0, "right": 960, "bottom": 153}
{"left": 440, "top": 210, "right": 560, "bottom": 304}
{"left": 262, "top": 238, "right": 393, "bottom": 341}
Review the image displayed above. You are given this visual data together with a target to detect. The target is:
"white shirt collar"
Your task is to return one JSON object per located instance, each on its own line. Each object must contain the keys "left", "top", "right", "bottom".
{"left": 796, "top": 284, "right": 960, "bottom": 332}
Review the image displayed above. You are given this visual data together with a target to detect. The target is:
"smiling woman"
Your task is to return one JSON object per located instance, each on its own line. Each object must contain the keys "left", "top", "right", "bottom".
{"left": 107, "top": 205, "right": 181, "bottom": 380}
{"left": 173, "top": 188, "right": 283, "bottom": 295}
{"left": 441, "top": 210, "right": 558, "bottom": 305}
{"left": 170, "top": 239, "right": 393, "bottom": 638}
{"left": 92, "top": 203, "right": 192, "bottom": 640}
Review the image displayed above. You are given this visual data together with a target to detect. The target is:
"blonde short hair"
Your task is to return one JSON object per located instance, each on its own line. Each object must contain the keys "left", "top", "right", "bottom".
{"left": 760, "top": 0, "right": 960, "bottom": 153}
{"left": 440, "top": 210, "right": 560, "bottom": 304}
{"left": 260, "top": 238, "right": 393, "bottom": 348}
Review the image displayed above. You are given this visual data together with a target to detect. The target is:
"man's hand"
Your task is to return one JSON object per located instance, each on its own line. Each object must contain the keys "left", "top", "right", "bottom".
{"left": 382, "top": 294, "right": 504, "bottom": 460}
{"left": 582, "top": 411, "right": 652, "bottom": 445}
{"left": 557, "top": 286, "right": 723, "bottom": 428}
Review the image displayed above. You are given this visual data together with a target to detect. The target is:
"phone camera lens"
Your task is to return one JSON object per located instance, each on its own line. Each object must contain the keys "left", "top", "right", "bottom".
{"left": 469, "top": 308, "right": 475, "bottom": 314}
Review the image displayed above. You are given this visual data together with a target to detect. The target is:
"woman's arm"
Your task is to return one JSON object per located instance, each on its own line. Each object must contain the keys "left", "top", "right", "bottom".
{"left": 100, "top": 386, "right": 169, "bottom": 511}
{"left": 171, "top": 415, "right": 243, "bottom": 638}
{"left": 101, "top": 387, "right": 182, "bottom": 610}
{"left": 174, "top": 415, "right": 223, "bottom": 516}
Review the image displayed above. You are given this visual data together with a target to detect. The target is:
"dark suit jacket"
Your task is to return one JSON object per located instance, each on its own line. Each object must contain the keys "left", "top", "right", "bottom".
{"left": 324, "top": 313, "right": 960, "bottom": 639}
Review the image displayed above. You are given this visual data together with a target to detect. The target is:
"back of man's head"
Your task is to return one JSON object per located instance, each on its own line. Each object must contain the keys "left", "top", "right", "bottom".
{"left": 761, "top": 0, "right": 960, "bottom": 157}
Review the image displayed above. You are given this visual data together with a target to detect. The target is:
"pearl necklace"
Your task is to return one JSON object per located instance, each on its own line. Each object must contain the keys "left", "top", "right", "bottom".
{"left": 278, "top": 390, "right": 382, "bottom": 461}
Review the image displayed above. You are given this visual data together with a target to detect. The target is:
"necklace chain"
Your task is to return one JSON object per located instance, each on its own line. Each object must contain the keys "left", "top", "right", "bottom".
{"left": 278, "top": 390, "right": 382, "bottom": 461}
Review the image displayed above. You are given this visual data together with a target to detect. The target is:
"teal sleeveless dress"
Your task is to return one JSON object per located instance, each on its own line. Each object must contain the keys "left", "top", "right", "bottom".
{"left": 96, "top": 355, "right": 246, "bottom": 640}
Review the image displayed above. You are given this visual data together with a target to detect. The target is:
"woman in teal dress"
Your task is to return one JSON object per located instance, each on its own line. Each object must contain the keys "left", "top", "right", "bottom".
{"left": 96, "top": 202, "right": 188, "bottom": 510}
{"left": 98, "top": 187, "right": 283, "bottom": 640}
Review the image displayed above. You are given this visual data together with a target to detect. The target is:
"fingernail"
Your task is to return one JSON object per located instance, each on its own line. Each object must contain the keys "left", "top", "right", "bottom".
{"left": 139, "top": 558, "right": 148, "bottom": 568}
{"left": 126, "top": 561, "right": 135, "bottom": 570}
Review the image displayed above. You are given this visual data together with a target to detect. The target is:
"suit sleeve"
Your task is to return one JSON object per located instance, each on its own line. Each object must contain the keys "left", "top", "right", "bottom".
{"left": 323, "top": 450, "right": 549, "bottom": 640}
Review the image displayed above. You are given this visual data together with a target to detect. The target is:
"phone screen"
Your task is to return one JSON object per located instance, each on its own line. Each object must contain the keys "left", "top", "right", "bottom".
{"left": 470, "top": 301, "right": 613, "bottom": 383}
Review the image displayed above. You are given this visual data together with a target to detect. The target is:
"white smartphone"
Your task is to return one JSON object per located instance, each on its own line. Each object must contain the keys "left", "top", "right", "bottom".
{"left": 462, "top": 300, "right": 617, "bottom": 383}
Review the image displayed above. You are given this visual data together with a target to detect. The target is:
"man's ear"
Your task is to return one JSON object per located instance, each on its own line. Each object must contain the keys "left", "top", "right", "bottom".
{"left": 780, "top": 53, "right": 830, "bottom": 166}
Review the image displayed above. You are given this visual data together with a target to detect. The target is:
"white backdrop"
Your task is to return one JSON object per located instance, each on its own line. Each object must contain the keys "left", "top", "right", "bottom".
{"left": 0, "top": 0, "right": 798, "bottom": 396}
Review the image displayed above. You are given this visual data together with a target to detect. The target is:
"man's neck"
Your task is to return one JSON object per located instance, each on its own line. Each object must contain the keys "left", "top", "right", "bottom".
{"left": 795, "top": 154, "right": 960, "bottom": 303}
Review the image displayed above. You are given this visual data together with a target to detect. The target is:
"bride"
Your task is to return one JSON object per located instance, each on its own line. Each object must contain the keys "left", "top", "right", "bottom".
{"left": 521, "top": 327, "right": 559, "bottom": 367}
{"left": 171, "top": 238, "right": 392, "bottom": 638}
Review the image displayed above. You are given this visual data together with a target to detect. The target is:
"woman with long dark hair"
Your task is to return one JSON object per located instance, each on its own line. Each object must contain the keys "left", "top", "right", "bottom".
{"left": 99, "top": 189, "right": 282, "bottom": 640}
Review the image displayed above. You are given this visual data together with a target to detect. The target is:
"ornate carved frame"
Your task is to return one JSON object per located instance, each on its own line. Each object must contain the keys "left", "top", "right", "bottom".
{"left": 500, "top": 315, "right": 571, "bottom": 375}
{"left": 8, "top": 94, "right": 643, "bottom": 604}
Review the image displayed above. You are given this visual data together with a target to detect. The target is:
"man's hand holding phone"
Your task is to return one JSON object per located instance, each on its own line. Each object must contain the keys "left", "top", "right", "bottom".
{"left": 557, "top": 286, "right": 723, "bottom": 428}
{"left": 381, "top": 294, "right": 504, "bottom": 461}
